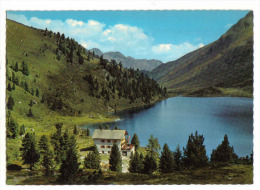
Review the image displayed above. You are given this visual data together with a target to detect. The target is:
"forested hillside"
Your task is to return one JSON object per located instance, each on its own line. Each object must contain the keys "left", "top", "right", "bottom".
{"left": 6, "top": 19, "right": 166, "bottom": 165}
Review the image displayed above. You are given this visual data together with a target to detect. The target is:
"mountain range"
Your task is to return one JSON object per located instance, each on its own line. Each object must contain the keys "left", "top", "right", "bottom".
{"left": 151, "top": 11, "right": 253, "bottom": 97}
{"left": 90, "top": 48, "right": 163, "bottom": 71}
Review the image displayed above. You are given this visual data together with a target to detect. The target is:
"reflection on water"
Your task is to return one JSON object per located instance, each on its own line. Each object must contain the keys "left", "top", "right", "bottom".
{"left": 82, "top": 97, "right": 253, "bottom": 157}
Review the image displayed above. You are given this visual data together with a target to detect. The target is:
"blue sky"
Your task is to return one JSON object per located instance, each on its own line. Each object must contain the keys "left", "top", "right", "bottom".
{"left": 7, "top": 10, "right": 249, "bottom": 62}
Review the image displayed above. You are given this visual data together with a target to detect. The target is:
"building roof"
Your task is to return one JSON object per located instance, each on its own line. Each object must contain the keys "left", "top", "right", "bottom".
{"left": 92, "top": 129, "right": 127, "bottom": 140}
{"left": 121, "top": 144, "right": 134, "bottom": 151}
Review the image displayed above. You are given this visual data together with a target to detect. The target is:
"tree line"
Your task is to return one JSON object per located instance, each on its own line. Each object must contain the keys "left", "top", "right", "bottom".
{"left": 129, "top": 131, "right": 253, "bottom": 175}
{"left": 12, "top": 125, "right": 253, "bottom": 184}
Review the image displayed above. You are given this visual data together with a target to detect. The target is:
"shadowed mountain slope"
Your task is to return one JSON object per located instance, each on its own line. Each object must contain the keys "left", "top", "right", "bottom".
{"left": 151, "top": 11, "right": 253, "bottom": 97}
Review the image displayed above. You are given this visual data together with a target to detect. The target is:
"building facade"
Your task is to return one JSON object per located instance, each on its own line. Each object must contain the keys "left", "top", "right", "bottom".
{"left": 92, "top": 129, "right": 135, "bottom": 156}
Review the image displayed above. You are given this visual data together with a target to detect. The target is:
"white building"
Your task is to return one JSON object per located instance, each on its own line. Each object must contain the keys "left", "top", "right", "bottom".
{"left": 92, "top": 129, "right": 135, "bottom": 157}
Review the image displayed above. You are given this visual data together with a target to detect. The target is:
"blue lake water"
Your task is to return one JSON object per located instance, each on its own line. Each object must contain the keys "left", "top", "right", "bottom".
{"left": 81, "top": 97, "right": 253, "bottom": 157}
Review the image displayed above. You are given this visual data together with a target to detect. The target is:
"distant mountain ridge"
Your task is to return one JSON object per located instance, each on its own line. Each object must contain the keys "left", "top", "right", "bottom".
{"left": 90, "top": 48, "right": 163, "bottom": 71}
{"left": 151, "top": 11, "right": 253, "bottom": 97}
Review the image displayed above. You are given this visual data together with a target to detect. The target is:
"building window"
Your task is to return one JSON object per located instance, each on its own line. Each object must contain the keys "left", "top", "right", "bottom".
{"left": 107, "top": 140, "right": 111, "bottom": 143}
{"left": 108, "top": 151, "right": 111, "bottom": 154}
{"left": 101, "top": 145, "right": 105, "bottom": 148}
{"left": 101, "top": 140, "right": 105, "bottom": 143}
{"left": 113, "top": 140, "right": 117, "bottom": 143}
{"left": 107, "top": 145, "right": 111, "bottom": 148}
{"left": 122, "top": 151, "right": 127, "bottom": 156}
{"left": 102, "top": 151, "right": 104, "bottom": 154}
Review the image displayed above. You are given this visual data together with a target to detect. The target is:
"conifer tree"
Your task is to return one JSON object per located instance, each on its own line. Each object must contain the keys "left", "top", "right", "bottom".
{"left": 14, "top": 62, "right": 19, "bottom": 72}
{"left": 39, "top": 135, "right": 54, "bottom": 176}
{"left": 84, "top": 145, "right": 101, "bottom": 169}
{"left": 31, "top": 87, "right": 34, "bottom": 96}
{"left": 131, "top": 133, "right": 140, "bottom": 150}
{"left": 29, "top": 100, "right": 33, "bottom": 107}
{"left": 21, "top": 132, "right": 40, "bottom": 170}
{"left": 22, "top": 61, "right": 29, "bottom": 76}
{"left": 12, "top": 71, "right": 15, "bottom": 82}
{"left": 147, "top": 135, "right": 161, "bottom": 157}
{"left": 60, "top": 129, "right": 70, "bottom": 161}
{"left": 173, "top": 145, "right": 183, "bottom": 171}
{"left": 86, "top": 128, "right": 90, "bottom": 136}
{"left": 7, "top": 117, "right": 19, "bottom": 139}
{"left": 59, "top": 134, "right": 80, "bottom": 183}
{"left": 129, "top": 152, "right": 143, "bottom": 173}
{"left": 109, "top": 143, "right": 122, "bottom": 172}
{"left": 143, "top": 154, "right": 157, "bottom": 175}
{"left": 73, "top": 125, "right": 78, "bottom": 135}
{"left": 7, "top": 96, "right": 15, "bottom": 110}
{"left": 12, "top": 83, "right": 15, "bottom": 90}
{"left": 42, "top": 149, "right": 54, "bottom": 176}
{"left": 7, "top": 83, "right": 12, "bottom": 91}
{"left": 20, "top": 124, "right": 25, "bottom": 136}
{"left": 36, "top": 88, "right": 40, "bottom": 97}
{"left": 39, "top": 135, "right": 49, "bottom": 153}
{"left": 28, "top": 108, "right": 33, "bottom": 117}
{"left": 210, "top": 134, "right": 238, "bottom": 163}
{"left": 159, "top": 143, "right": 174, "bottom": 173}
{"left": 183, "top": 131, "right": 208, "bottom": 168}
{"left": 24, "top": 81, "right": 29, "bottom": 92}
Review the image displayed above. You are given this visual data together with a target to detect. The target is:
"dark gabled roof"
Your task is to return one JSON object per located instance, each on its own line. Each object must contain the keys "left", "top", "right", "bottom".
{"left": 92, "top": 129, "right": 127, "bottom": 140}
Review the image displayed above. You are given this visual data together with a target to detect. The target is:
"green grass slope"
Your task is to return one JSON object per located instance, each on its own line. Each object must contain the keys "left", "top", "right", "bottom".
{"left": 151, "top": 11, "right": 253, "bottom": 97}
{"left": 6, "top": 19, "right": 166, "bottom": 165}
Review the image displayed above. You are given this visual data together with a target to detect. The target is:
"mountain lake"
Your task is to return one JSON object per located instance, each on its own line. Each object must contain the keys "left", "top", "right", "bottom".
{"left": 81, "top": 97, "right": 253, "bottom": 157}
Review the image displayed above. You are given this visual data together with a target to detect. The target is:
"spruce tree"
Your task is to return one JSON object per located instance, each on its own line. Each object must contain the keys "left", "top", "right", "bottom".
{"left": 39, "top": 135, "right": 49, "bottom": 153}
{"left": 24, "top": 81, "right": 29, "bottom": 92}
{"left": 86, "top": 128, "right": 90, "bottom": 136}
{"left": 36, "top": 88, "right": 40, "bottom": 97}
{"left": 28, "top": 108, "right": 33, "bottom": 117}
{"left": 7, "top": 83, "right": 12, "bottom": 91}
{"left": 129, "top": 152, "right": 143, "bottom": 173}
{"left": 42, "top": 149, "right": 54, "bottom": 176}
{"left": 21, "top": 132, "right": 40, "bottom": 170}
{"left": 7, "top": 96, "right": 15, "bottom": 110}
{"left": 147, "top": 135, "right": 161, "bottom": 157}
{"left": 143, "top": 154, "right": 157, "bottom": 175}
{"left": 73, "top": 125, "right": 78, "bottom": 135}
{"left": 59, "top": 134, "right": 80, "bottom": 183}
{"left": 159, "top": 143, "right": 174, "bottom": 173}
{"left": 31, "top": 87, "right": 34, "bottom": 96}
{"left": 109, "top": 143, "right": 122, "bottom": 172}
{"left": 183, "top": 131, "right": 208, "bottom": 168}
{"left": 210, "top": 134, "right": 238, "bottom": 163}
{"left": 12, "top": 83, "right": 15, "bottom": 90}
{"left": 173, "top": 145, "right": 182, "bottom": 170}
{"left": 29, "top": 100, "right": 33, "bottom": 107}
{"left": 14, "top": 62, "right": 19, "bottom": 72}
{"left": 60, "top": 129, "right": 70, "bottom": 161}
{"left": 84, "top": 145, "right": 101, "bottom": 169}
{"left": 20, "top": 124, "right": 25, "bottom": 136}
{"left": 131, "top": 133, "right": 140, "bottom": 150}
{"left": 7, "top": 117, "right": 19, "bottom": 139}
{"left": 22, "top": 61, "right": 29, "bottom": 76}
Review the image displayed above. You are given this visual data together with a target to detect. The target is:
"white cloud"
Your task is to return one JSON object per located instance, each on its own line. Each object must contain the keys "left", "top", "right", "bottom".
{"left": 7, "top": 13, "right": 204, "bottom": 62}
{"left": 152, "top": 42, "right": 204, "bottom": 61}
{"left": 66, "top": 19, "right": 83, "bottom": 27}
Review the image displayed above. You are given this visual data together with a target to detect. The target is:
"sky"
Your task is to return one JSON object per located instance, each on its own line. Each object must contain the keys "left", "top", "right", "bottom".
{"left": 7, "top": 10, "right": 249, "bottom": 62}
